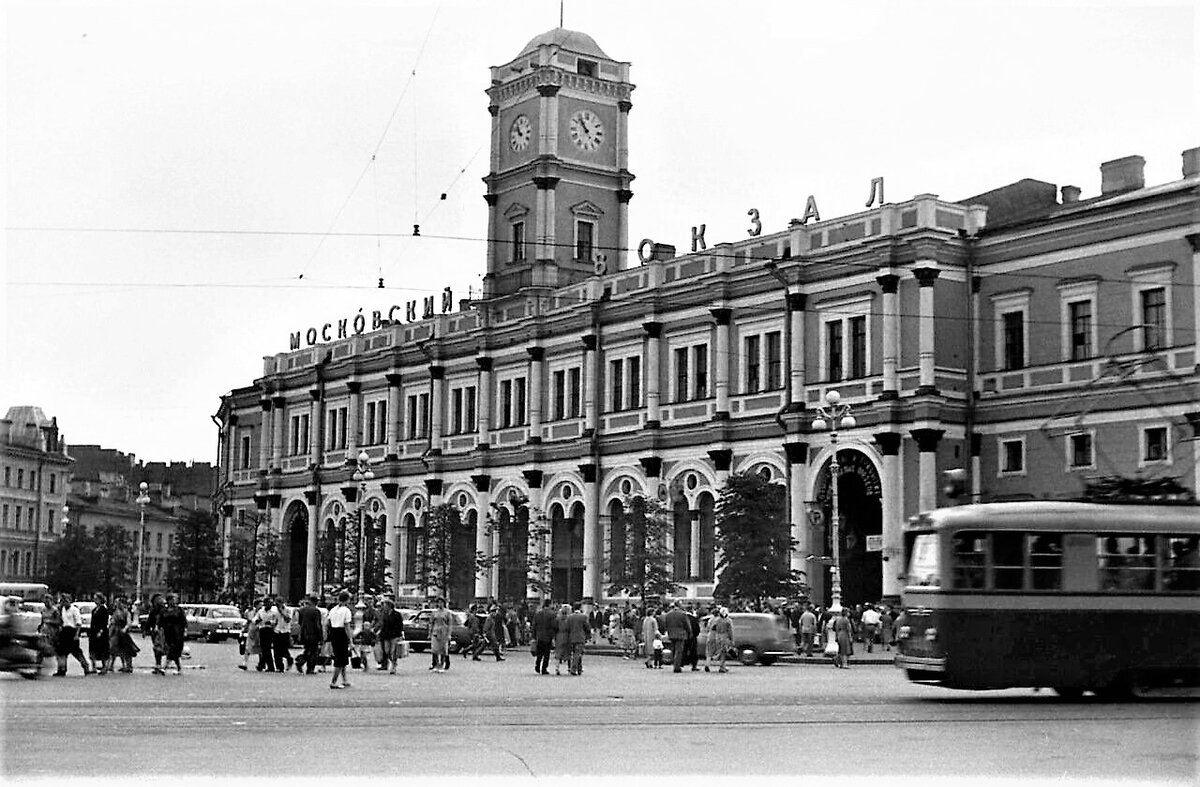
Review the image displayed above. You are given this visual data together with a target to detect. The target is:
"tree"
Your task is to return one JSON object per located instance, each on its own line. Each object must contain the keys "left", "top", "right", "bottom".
{"left": 92, "top": 524, "right": 134, "bottom": 600}
{"left": 45, "top": 523, "right": 99, "bottom": 597}
{"left": 713, "top": 472, "right": 805, "bottom": 606}
{"left": 603, "top": 495, "right": 680, "bottom": 601}
{"left": 166, "top": 510, "right": 223, "bottom": 601}
{"left": 416, "top": 503, "right": 462, "bottom": 604}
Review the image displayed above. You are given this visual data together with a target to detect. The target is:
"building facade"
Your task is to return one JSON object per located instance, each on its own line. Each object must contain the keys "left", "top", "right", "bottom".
{"left": 215, "top": 27, "right": 1200, "bottom": 608}
{"left": 0, "top": 406, "right": 72, "bottom": 581}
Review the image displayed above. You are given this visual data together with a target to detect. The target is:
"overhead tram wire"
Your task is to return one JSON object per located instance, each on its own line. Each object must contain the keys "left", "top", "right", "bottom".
{"left": 295, "top": 4, "right": 443, "bottom": 286}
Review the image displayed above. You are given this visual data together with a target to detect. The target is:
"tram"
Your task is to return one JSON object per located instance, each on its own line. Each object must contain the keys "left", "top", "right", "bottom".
{"left": 894, "top": 501, "right": 1200, "bottom": 698}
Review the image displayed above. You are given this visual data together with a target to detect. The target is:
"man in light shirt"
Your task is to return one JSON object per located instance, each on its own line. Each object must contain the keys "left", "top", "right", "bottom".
{"left": 56, "top": 593, "right": 93, "bottom": 676}
{"left": 860, "top": 604, "right": 882, "bottom": 653}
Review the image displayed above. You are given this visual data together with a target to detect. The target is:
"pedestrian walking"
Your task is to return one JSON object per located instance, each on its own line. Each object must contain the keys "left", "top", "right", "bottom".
{"left": 641, "top": 608, "right": 662, "bottom": 669}
{"left": 144, "top": 594, "right": 169, "bottom": 675}
{"left": 565, "top": 603, "right": 591, "bottom": 676}
{"left": 239, "top": 599, "right": 262, "bottom": 671}
{"left": 253, "top": 597, "right": 280, "bottom": 672}
{"left": 375, "top": 599, "right": 405, "bottom": 674}
{"left": 531, "top": 599, "right": 557, "bottom": 675}
{"left": 798, "top": 605, "right": 818, "bottom": 657}
{"left": 880, "top": 606, "right": 894, "bottom": 652}
{"left": 663, "top": 601, "right": 690, "bottom": 673}
{"left": 833, "top": 607, "right": 853, "bottom": 669}
{"left": 56, "top": 593, "right": 92, "bottom": 676}
{"left": 684, "top": 605, "right": 701, "bottom": 671}
{"left": 553, "top": 604, "right": 571, "bottom": 675}
{"left": 295, "top": 596, "right": 323, "bottom": 675}
{"left": 158, "top": 594, "right": 188, "bottom": 675}
{"left": 861, "top": 604, "right": 881, "bottom": 653}
{"left": 88, "top": 593, "right": 111, "bottom": 674}
{"left": 38, "top": 593, "right": 61, "bottom": 666}
{"left": 473, "top": 605, "right": 505, "bottom": 662}
{"left": 272, "top": 601, "right": 294, "bottom": 672}
{"left": 704, "top": 607, "right": 734, "bottom": 673}
{"left": 326, "top": 591, "right": 353, "bottom": 689}
{"left": 428, "top": 597, "right": 453, "bottom": 672}
{"left": 107, "top": 597, "right": 138, "bottom": 673}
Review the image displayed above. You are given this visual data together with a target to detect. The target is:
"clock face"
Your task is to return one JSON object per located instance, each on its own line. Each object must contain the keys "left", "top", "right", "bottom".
{"left": 509, "top": 114, "right": 532, "bottom": 152}
{"left": 568, "top": 110, "right": 604, "bottom": 152}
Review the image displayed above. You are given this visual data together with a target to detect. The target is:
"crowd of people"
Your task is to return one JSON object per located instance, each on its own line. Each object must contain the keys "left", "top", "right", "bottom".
{"left": 20, "top": 588, "right": 902, "bottom": 680}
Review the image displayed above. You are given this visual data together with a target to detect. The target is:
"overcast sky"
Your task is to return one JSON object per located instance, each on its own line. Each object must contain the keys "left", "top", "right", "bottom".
{"left": 3, "top": 0, "right": 1196, "bottom": 464}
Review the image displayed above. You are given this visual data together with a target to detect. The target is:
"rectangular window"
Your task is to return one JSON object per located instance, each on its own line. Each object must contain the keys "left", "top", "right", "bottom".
{"left": 337, "top": 407, "right": 348, "bottom": 449}
{"left": 674, "top": 348, "right": 689, "bottom": 402}
{"left": 627, "top": 357, "right": 641, "bottom": 408}
{"left": 14, "top": 508, "right": 21, "bottom": 530}
{"left": 500, "top": 380, "right": 513, "bottom": 428}
{"left": 3, "top": 467, "right": 8, "bottom": 486}
{"left": 464, "top": 387, "right": 476, "bottom": 433}
{"left": 1002, "top": 312, "right": 1025, "bottom": 370}
{"left": 406, "top": 396, "right": 419, "bottom": 440}
{"left": 1029, "top": 533, "right": 1062, "bottom": 590}
{"left": 1, "top": 504, "right": 7, "bottom": 527}
{"left": 575, "top": 220, "right": 594, "bottom": 263}
{"left": 553, "top": 370, "right": 566, "bottom": 420}
{"left": 610, "top": 359, "right": 624, "bottom": 412}
{"left": 1141, "top": 287, "right": 1166, "bottom": 350}
{"left": 1068, "top": 433, "right": 1093, "bottom": 468}
{"left": 327, "top": 407, "right": 339, "bottom": 449}
{"left": 992, "top": 532, "right": 1025, "bottom": 590}
{"left": 1143, "top": 427, "right": 1168, "bottom": 462}
{"left": 49, "top": 474, "right": 56, "bottom": 494}
{"left": 826, "top": 321, "right": 843, "bottom": 382}
{"left": 1166, "top": 536, "right": 1200, "bottom": 592}
{"left": 16, "top": 469, "right": 22, "bottom": 488}
{"left": 290, "top": 415, "right": 300, "bottom": 455}
{"left": 365, "top": 402, "right": 377, "bottom": 447}
{"left": 301, "top": 414, "right": 310, "bottom": 454}
{"left": 515, "top": 378, "right": 527, "bottom": 425}
{"left": 1001, "top": 439, "right": 1024, "bottom": 473}
{"left": 511, "top": 221, "right": 526, "bottom": 262}
{"left": 418, "top": 394, "right": 430, "bottom": 438}
{"left": 849, "top": 316, "right": 867, "bottom": 378}
{"left": 765, "top": 332, "right": 782, "bottom": 390}
{"left": 693, "top": 345, "right": 708, "bottom": 399}
{"left": 952, "top": 532, "right": 986, "bottom": 589}
{"left": 1068, "top": 301, "right": 1092, "bottom": 360}
{"left": 744, "top": 335, "right": 761, "bottom": 394}
{"left": 452, "top": 388, "right": 463, "bottom": 434}
{"left": 156, "top": 532, "right": 163, "bottom": 553}
{"left": 1099, "top": 535, "right": 1157, "bottom": 591}
{"left": 577, "top": 58, "right": 596, "bottom": 77}
{"left": 240, "top": 435, "right": 251, "bottom": 469}
{"left": 568, "top": 368, "right": 582, "bottom": 417}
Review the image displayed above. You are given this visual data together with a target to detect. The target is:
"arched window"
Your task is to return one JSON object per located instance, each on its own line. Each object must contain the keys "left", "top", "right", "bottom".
{"left": 608, "top": 499, "right": 626, "bottom": 582}
{"left": 698, "top": 492, "right": 716, "bottom": 580}
{"left": 403, "top": 513, "right": 418, "bottom": 584}
{"left": 673, "top": 495, "right": 691, "bottom": 579}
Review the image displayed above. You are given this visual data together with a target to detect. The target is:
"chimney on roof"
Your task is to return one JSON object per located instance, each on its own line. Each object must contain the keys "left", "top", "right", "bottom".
{"left": 1100, "top": 155, "right": 1145, "bottom": 195}
{"left": 649, "top": 243, "right": 676, "bottom": 262}
{"left": 1182, "top": 146, "right": 1200, "bottom": 179}
{"left": 1061, "top": 185, "right": 1081, "bottom": 204}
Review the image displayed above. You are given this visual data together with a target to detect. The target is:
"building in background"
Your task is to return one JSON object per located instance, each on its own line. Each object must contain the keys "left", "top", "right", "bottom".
{"left": 0, "top": 406, "right": 72, "bottom": 581}
{"left": 214, "top": 26, "right": 1200, "bottom": 608}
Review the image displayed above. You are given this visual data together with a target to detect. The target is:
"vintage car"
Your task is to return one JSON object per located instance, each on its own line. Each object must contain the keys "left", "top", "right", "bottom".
{"left": 183, "top": 604, "right": 247, "bottom": 642}
{"left": 401, "top": 609, "right": 473, "bottom": 653}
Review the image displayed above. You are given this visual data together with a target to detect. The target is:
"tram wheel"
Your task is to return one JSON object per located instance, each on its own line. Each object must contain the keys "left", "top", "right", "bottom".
{"left": 738, "top": 647, "right": 761, "bottom": 666}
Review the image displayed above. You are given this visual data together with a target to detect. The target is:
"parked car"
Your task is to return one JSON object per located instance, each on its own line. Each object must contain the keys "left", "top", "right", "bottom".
{"left": 695, "top": 612, "right": 796, "bottom": 666}
{"left": 401, "top": 609, "right": 473, "bottom": 653}
{"left": 75, "top": 601, "right": 96, "bottom": 636}
{"left": 183, "top": 604, "right": 246, "bottom": 642}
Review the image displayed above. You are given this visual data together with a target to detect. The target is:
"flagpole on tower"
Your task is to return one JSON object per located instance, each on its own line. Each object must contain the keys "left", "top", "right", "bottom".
{"left": 560, "top": 1, "right": 564, "bottom": 27}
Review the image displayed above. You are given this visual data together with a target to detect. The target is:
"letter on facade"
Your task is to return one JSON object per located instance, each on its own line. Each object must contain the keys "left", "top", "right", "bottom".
{"left": 747, "top": 208, "right": 762, "bottom": 237}
{"left": 866, "top": 177, "right": 885, "bottom": 208}
{"left": 691, "top": 224, "right": 707, "bottom": 252}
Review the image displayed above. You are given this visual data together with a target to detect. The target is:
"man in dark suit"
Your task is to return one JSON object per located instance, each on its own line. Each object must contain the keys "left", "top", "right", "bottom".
{"left": 663, "top": 601, "right": 691, "bottom": 673}
{"left": 564, "top": 603, "right": 592, "bottom": 675}
{"left": 295, "top": 596, "right": 324, "bottom": 674}
{"left": 531, "top": 598, "right": 557, "bottom": 675}
{"left": 684, "top": 605, "right": 701, "bottom": 671}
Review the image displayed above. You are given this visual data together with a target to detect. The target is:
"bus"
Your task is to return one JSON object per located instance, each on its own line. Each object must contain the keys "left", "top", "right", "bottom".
{"left": 0, "top": 582, "right": 50, "bottom": 602}
{"left": 894, "top": 501, "right": 1200, "bottom": 699}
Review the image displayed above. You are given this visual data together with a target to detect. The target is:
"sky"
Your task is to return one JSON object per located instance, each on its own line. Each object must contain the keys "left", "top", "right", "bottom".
{"left": 3, "top": 0, "right": 1197, "bottom": 464}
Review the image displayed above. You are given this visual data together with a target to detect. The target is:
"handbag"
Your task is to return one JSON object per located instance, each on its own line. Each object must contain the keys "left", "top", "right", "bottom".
{"left": 350, "top": 654, "right": 362, "bottom": 670}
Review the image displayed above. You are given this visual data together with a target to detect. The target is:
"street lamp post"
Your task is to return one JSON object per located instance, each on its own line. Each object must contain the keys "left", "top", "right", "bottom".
{"left": 352, "top": 450, "right": 375, "bottom": 596}
{"left": 811, "top": 390, "right": 856, "bottom": 612}
{"left": 135, "top": 482, "right": 150, "bottom": 609}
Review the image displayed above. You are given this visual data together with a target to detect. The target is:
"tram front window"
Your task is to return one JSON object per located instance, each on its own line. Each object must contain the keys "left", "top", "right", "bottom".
{"left": 906, "top": 533, "right": 940, "bottom": 588}
{"left": 952, "top": 532, "right": 985, "bottom": 589}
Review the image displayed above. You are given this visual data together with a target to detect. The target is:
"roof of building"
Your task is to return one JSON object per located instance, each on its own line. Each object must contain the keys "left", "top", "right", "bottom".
{"left": 518, "top": 27, "right": 609, "bottom": 60}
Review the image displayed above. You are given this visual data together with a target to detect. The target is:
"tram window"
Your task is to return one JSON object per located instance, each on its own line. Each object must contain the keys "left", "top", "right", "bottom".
{"left": 906, "top": 533, "right": 940, "bottom": 587}
{"left": 1029, "top": 533, "right": 1063, "bottom": 590}
{"left": 1165, "top": 536, "right": 1200, "bottom": 592}
{"left": 1098, "top": 535, "right": 1157, "bottom": 591}
{"left": 952, "top": 532, "right": 986, "bottom": 589}
{"left": 993, "top": 532, "right": 1025, "bottom": 590}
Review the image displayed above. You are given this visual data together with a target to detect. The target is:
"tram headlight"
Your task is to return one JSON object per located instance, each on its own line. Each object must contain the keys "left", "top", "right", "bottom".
{"left": 924, "top": 627, "right": 938, "bottom": 643}
{"left": 897, "top": 625, "right": 911, "bottom": 640}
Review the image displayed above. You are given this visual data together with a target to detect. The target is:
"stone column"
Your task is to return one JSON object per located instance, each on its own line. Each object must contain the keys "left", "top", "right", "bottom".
{"left": 582, "top": 335, "right": 599, "bottom": 437}
{"left": 380, "top": 483, "right": 400, "bottom": 596}
{"left": 484, "top": 193, "right": 498, "bottom": 290}
{"left": 428, "top": 366, "right": 445, "bottom": 455}
{"left": 527, "top": 347, "right": 544, "bottom": 443}
{"left": 258, "top": 398, "right": 272, "bottom": 473}
{"left": 308, "top": 389, "right": 322, "bottom": 466}
{"left": 303, "top": 490, "right": 318, "bottom": 594}
{"left": 472, "top": 474, "right": 492, "bottom": 602}
{"left": 708, "top": 448, "right": 732, "bottom": 582}
{"left": 910, "top": 428, "right": 944, "bottom": 512}
{"left": 877, "top": 272, "right": 900, "bottom": 399}
{"left": 643, "top": 321, "right": 662, "bottom": 428}
{"left": 424, "top": 478, "right": 443, "bottom": 601}
{"left": 784, "top": 441, "right": 809, "bottom": 578}
{"left": 787, "top": 293, "right": 806, "bottom": 406}
{"left": 710, "top": 308, "right": 732, "bottom": 419}
{"left": 220, "top": 504, "right": 234, "bottom": 589}
{"left": 225, "top": 414, "right": 239, "bottom": 481}
{"left": 270, "top": 396, "right": 286, "bottom": 471}
{"left": 874, "top": 432, "right": 903, "bottom": 600}
{"left": 523, "top": 470, "right": 545, "bottom": 601}
{"left": 579, "top": 463, "right": 600, "bottom": 603}
{"left": 970, "top": 434, "right": 982, "bottom": 503}
{"left": 346, "top": 381, "right": 362, "bottom": 459}
{"left": 913, "top": 267, "right": 940, "bottom": 395}
{"left": 476, "top": 357, "right": 493, "bottom": 445}
{"left": 617, "top": 188, "right": 633, "bottom": 271}
{"left": 385, "top": 373, "right": 402, "bottom": 460}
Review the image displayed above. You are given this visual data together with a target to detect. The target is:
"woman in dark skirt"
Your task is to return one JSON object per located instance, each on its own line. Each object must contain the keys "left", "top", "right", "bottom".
{"left": 325, "top": 591, "right": 353, "bottom": 690}
{"left": 158, "top": 594, "right": 188, "bottom": 675}
{"left": 88, "top": 593, "right": 111, "bottom": 674}
{"left": 107, "top": 597, "right": 138, "bottom": 673}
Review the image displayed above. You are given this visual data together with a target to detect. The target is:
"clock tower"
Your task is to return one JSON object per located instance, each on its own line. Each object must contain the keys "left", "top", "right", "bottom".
{"left": 483, "top": 28, "right": 634, "bottom": 299}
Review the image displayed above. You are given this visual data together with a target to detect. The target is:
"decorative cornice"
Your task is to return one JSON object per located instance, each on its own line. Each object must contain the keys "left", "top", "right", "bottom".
{"left": 581, "top": 334, "right": 598, "bottom": 352}
{"left": 429, "top": 365, "right": 445, "bottom": 381}
{"left": 913, "top": 268, "right": 940, "bottom": 287}
{"left": 876, "top": 273, "right": 900, "bottom": 294}
{"left": 532, "top": 176, "right": 560, "bottom": 190}
{"left": 476, "top": 356, "right": 494, "bottom": 372}
{"left": 639, "top": 456, "right": 662, "bottom": 478}
{"left": 707, "top": 449, "right": 733, "bottom": 472}
{"left": 381, "top": 482, "right": 401, "bottom": 500}
{"left": 484, "top": 193, "right": 499, "bottom": 206}
{"left": 536, "top": 84, "right": 560, "bottom": 97}
{"left": 471, "top": 474, "right": 492, "bottom": 492}
{"left": 783, "top": 442, "right": 808, "bottom": 465}
{"left": 522, "top": 469, "right": 544, "bottom": 489}
{"left": 616, "top": 189, "right": 634, "bottom": 204}
{"left": 873, "top": 432, "right": 902, "bottom": 456}
{"left": 527, "top": 346, "right": 545, "bottom": 362}
{"left": 910, "top": 428, "right": 944, "bottom": 452}
{"left": 618, "top": 99, "right": 632, "bottom": 112}
{"left": 424, "top": 478, "right": 444, "bottom": 497}
{"left": 385, "top": 373, "right": 403, "bottom": 387}
{"left": 346, "top": 381, "right": 362, "bottom": 395}
{"left": 786, "top": 293, "right": 806, "bottom": 312}
{"left": 710, "top": 308, "right": 732, "bottom": 326}
{"left": 642, "top": 321, "right": 663, "bottom": 339}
